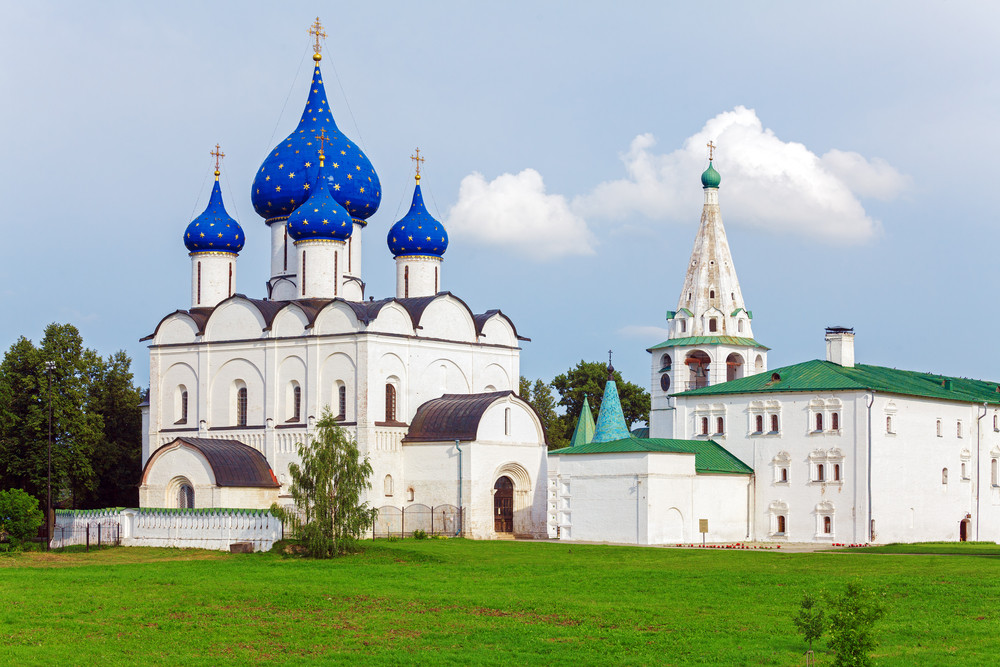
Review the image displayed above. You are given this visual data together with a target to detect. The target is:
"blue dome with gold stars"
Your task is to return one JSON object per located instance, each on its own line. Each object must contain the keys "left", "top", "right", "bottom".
{"left": 286, "top": 162, "right": 354, "bottom": 242}
{"left": 387, "top": 181, "right": 448, "bottom": 258}
{"left": 251, "top": 63, "right": 381, "bottom": 224}
{"left": 184, "top": 179, "right": 244, "bottom": 254}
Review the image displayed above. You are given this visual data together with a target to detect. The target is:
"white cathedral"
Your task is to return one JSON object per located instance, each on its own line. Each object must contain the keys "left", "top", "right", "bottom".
{"left": 138, "top": 32, "right": 548, "bottom": 539}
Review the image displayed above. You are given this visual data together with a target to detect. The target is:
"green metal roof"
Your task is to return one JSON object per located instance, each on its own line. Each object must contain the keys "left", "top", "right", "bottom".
{"left": 676, "top": 359, "right": 1000, "bottom": 405}
{"left": 647, "top": 336, "right": 770, "bottom": 351}
{"left": 549, "top": 437, "right": 753, "bottom": 475}
{"left": 667, "top": 308, "right": 694, "bottom": 319}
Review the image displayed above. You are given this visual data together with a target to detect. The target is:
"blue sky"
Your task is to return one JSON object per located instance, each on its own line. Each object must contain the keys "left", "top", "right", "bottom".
{"left": 3, "top": 1, "right": 999, "bottom": 400}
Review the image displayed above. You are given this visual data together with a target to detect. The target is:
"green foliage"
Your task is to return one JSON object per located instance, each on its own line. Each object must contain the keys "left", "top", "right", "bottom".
{"left": 271, "top": 411, "right": 376, "bottom": 558}
{"left": 0, "top": 488, "right": 44, "bottom": 548}
{"left": 793, "top": 592, "right": 825, "bottom": 649}
{"left": 519, "top": 376, "right": 569, "bottom": 449}
{"left": 826, "top": 580, "right": 888, "bottom": 667}
{"left": 412, "top": 529, "right": 428, "bottom": 540}
{"left": 552, "top": 360, "right": 650, "bottom": 430}
{"left": 0, "top": 324, "right": 142, "bottom": 509}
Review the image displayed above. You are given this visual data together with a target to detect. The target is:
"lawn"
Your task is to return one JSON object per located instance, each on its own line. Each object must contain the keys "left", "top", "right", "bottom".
{"left": 1, "top": 540, "right": 998, "bottom": 665}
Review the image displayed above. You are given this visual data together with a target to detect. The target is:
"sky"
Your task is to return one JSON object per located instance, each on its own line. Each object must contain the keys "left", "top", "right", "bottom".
{"left": 3, "top": 1, "right": 1000, "bottom": 401}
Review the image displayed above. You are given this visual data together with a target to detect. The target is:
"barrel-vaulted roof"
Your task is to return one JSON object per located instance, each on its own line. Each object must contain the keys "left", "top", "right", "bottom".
{"left": 404, "top": 391, "right": 515, "bottom": 442}
{"left": 141, "top": 438, "right": 279, "bottom": 488}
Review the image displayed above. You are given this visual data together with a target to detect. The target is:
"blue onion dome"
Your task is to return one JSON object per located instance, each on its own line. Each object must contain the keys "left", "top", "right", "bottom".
{"left": 286, "top": 154, "right": 354, "bottom": 242}
{"left": 387, "top": 177, "right": 448, "bottom": 258}
{"left": 701, "top": 160, "right": 721, "bottom": 189}
{"left": 184, "top": 173, "right": 244, "bottom": 254}
{"left": 251, "top": 61, "right": 381, "bottom": 224}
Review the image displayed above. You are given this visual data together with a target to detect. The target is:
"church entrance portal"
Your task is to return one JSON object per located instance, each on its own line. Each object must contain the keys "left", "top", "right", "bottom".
{"left": 494, "top": 476, "right": 514, "bottom": 533}
{"left": 960, "top": 518, "right": 970, "bottom": 542}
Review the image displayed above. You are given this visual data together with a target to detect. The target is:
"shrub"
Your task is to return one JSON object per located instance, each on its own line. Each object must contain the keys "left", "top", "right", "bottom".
{"left": 792, "top": 592, "right": 825, "bottom": 650}
{"left": 0, "top": 489, "right": 44, "bottom": 550}
{"left": 826, "top": 580, "right": 887, "bottom": 667}
{"left": 412, "top": 529, "right": 428, "bottom": 540}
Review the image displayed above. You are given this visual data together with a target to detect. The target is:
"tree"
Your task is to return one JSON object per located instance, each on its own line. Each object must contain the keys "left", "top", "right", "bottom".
{"left": 826, "top": 580, "right": 887, "bottom": 667}
{"left": 0, "top": 337, "right": 44, "bottom": 494}
{"left": 0, "top": 488, "right": 43, "bottom": 549}
{"left": 552, "top": 360, "right": 650, "bottom": 429}
{"left": 518, "top": 377, "right": 569, "bottom": 450}
{"left": 271, "top": 411, "right": 377, "bottom": 557}
{"left": 793, "top": 592, "right": 825, "bottom": 651}
{"left": 86, "top": 351, "right": 143, "bottom": 508}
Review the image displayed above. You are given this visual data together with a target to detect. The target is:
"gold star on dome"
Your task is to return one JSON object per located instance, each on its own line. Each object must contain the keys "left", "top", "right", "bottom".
{"left": 332, "top": 163, "right": 339, "bottom": 168}
{"left": 305, "top": 161, "right": 312, "bottom": 167}
{"left": 359, "top": 187, "right": 365, "bottom": 193}
{"left": 333, "top": 184, "right": 340, "bottom": 191}
{"left": 322, "top": 219, "right": 329, "bottom": 224}
{"left": 355, "top": 165, "right": 361, "bottom": 171}
{"left": 199, "top": 232, "right": 205, "bottom": 237}
{"left": 276, "top": 186, "right": 282, "bottom": 192}
{"left": 347, "top": 174, "right": 353, "bottom": 180}
{"left": 218, "top": 233, "right": 224, "bottom": 238}
{"left": 303, "top": 183, "right": 310, "bottom": 190}
{"left": 426, "top": 236, "right": 431, "bottom": 241}
{"left": 408, "top": 235, "right": 413, "bottom": 241}
{"left": 265, "top": 176, "right": 270, "bottom": 181}
{"left": 340, "top": 150, "right": 346, "bottom": 155}
{"left": 278, "top": 163, "right": 284, "bottom": 169}
{"left": 288, "top": 172, "right": 295, "bottom": 178}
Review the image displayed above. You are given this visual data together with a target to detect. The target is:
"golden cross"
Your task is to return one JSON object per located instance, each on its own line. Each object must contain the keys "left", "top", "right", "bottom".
{"left": 707, "top": 141, "right": 716, "bottom": 161}
{"left": 308, "top": 17, "right": 326, "bottom": 55}
{"left": 210, "top": 144, "right": 225, "bottom": 175}
{"left": 316, "top": 128, "right": 328, "bottom": 161}
{"left": 411, "top": 147, "right": 425, "bottom": 180}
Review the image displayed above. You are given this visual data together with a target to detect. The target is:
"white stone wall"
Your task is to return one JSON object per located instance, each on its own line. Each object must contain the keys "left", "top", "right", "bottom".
{"left": 190, "top": 252, "right": 235, "bottom": 309}
{"left": 52, "top": 508, "right": 282, "bottom": 552}
{"left": 395, "top": 255, "right": 442, "bottom": 298}
{"left": 295, "top": 239, "right": 345, "bottom": 299}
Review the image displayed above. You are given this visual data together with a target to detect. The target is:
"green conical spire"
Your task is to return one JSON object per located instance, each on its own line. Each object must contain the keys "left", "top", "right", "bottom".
{"left": 592, "top": 380, "right": 632, "bottom": 443}
{"left": 569, "top": 397, "right": 596, "bottom": 447}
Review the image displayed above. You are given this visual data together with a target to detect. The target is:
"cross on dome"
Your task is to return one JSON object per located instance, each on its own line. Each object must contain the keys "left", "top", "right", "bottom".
{"left": 210, "top": 143, "right": 225, "bottom": 178}
{"left": 707, "top": 140, "right": 716, "bottom": 161}
{"left": 411, "top": 147, "right": 425, "bottom": 182}
{"left": 308, "top": 17, "right": 326, "bottom": 60}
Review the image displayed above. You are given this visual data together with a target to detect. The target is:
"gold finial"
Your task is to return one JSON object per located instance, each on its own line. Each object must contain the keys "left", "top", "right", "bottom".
{"left": 411, "top": 147, "right": 425, "bottom": 182}
{"left": 309, "top": 17, "right": 326, "bottom": 62}
{"left": 210, "top": 144, "right": 225, "bottom": 179}
{"left": 707, "top": 140, "right": 716, "bottom": 161}
{"left": 316, "top": 129, "right": 328, "bottom": 166}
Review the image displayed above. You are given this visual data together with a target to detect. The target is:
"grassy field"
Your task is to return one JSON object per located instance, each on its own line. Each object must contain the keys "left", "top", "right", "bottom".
{"left": 2, "top": 540, "right": 999, "bottom": 665}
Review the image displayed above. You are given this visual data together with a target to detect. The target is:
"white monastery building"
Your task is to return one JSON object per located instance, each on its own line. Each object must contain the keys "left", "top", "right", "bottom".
{"left": 138, "top": 27, "right": 547, "bottom": 539}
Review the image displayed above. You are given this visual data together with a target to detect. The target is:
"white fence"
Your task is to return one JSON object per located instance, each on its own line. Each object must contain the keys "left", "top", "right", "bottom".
{"left": 52, "top": 508, "right": 282, "bottom": 552}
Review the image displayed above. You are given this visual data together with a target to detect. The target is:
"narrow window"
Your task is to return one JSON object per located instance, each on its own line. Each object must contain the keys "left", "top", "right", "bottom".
{"left": 709, "top": 289, "right": 715, "bottom": 299}
{"left": 832, "top": 412, "right": 839, "bottom": 430}
{"left": 780, "top": 467, "right": 788, "bottom": 483}
{"left": 731, "top": 292, "right": 735, "bottom": 301}
{"left": 407, "top": 487, "right": 415, "bottom": 502}
{"left": 505, "top": 407, "right": 511, "bottom": 436}
{"left": 385, "top": 384, "right": 397, "bottom": 422}
{"left": 434, "top": 266, "right": 439, "bottom": 293}
{"left": 687, "top": 292, "right": 691, "bottom": 301}
{"left": 709, "top": 318, "right": 718, "bottom": 332}
{"left": 886, "top": 415, "right": 892, "bottom": 433}
{"left": 777, "top": 515, "right": 786, "bottom": 533}
{"left": 338, "top": 384, "right": 347, "bottom": 420}
{"left": 283, "top": 227, "right": 288, "bottom": 271}
{"left": 957, "top": 421, "right": 963, "bottom": 438}
{"left": 936, "top": 419, "right": 942, "bottom": 437}
{"left": 994, "top": 415, "right": 998, "bottom": 431}
{"left": 771, "top": 414, "right": 779, "bottom": 433}
{"left": 301, "top": 251, "right": 306, "bottom": 296}
{"left": 334, "top": 251, "right": 338, "bottom": 297}
{"left": 384, "top": 474, "right": 393, "bottom": 496}
{"left": 738, "top": 319, "right": 744, "bottom": 333}
{"left": 237, "top": 387, "right": 248, "bottom": 426}
{"left": 348, "top": 237, "right": 352, "bottom": 273}
{"left": 961, "top": 462, "right": 967, "bottom": 479}
{"left": 404, "top": 265, "right": 409, "bottom": 298}
{"left": 815, "top": 413, "right": 824, "bottom": 431}
{"left": 228, "top": 262, "right": 233, "bottom": 297}
{"left": 755, "top": 415, "right": 763, "bottom": 433}
{"left": 196, "top": 261, "right": 202, "bottom": 305}
{"left": 180, "top": 389, "right": 188, "bottom": 424}
{"left": 942, "top": 467, "right": 949, "bottom": 484}
{"left": 680, "top": 320, "right": 687, "bottom": 333}
{"left": 823, "top": 516, "right": 832, "bottom": 534}
{"left": 179, "top": 484, "right": 194, "bottom": 509}
{"left": 991, "top": 458, "right": 998, "bottom": 486}
{"left": 716, "top": 416, "right": 724, "bottom": 435}
{"left": 292, "top": 384, "right": 301, "bottom": 422}
{"left": 816, "top": 464, "right": 825, "bottom": 482}
{"left": 700, "top": 417, "right": 709, "bottom": 435}
{"left": 833, "top": 463, "right": 841, "bottom": 481}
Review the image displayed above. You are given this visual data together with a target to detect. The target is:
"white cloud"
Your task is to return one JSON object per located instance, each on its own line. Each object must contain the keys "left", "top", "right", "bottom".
{"left": 574, "top": 106, "right": 907, "bottom": 243}
{"left": 446, "top": 169, "right": 596, "bottom": 260}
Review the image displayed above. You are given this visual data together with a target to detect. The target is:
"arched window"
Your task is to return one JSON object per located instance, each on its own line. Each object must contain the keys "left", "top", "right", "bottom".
{"left": 178, "top": 483, "right": 194, "bottom": 509}
{"left": 385, "top": 384, "right": 397, "bottom": 422}
{"left": 885, "top": 415, "right": 891, "bottom": 433}
{"left": 337, "top": 384, "right": 347, "bottom": 420}
{"left": 942, "top": 468, "right": 949, "bottom": 484}
{"left": 407, "top": 487, "right": 415, "bottom": 502}
{"left": 780, "top": 467, "right": 788, "bottom": 482}
{"left": 700, "top": 417, "right": 709, "bottom": 435}
{"left": 709, "top": 318, "right": 718, "bottom": 332}
{"left": 660, "top": 353, "right": 672, "bottom": 370}
{"left": 236, "top": 385, "right": 248, "bottom": 427}
{"left": 961, "top": 462, "right": 967, "bottom": 479}
{"left": 716, "top": 416, "right": 724, "bottom": 435}
{"left": 383, "top": 474, "right": 393, "bottom": 497}
{"left": 755, "top": 415, "right": 764, "bottom": 433}
{"left": 291, "top": 384, "right": 301, "bottom": 423}
{"left": 816, "top": 464, "right": 825, "bottom": 482}
{"left": 936, "top": 419, "right": 942, "bottom": 437}
{"left": 738, "top": 319, "right": 744, "bottom": 333}
{"left": 709, "top": 289, "right": 715, "bottom": 299}
{"left": 957, "top": 421, "right": 963, "bottom": 438}
{"left": 175, "top": 386, "right": 189, "bottom": 425}
{"left": 815, "top": 413, "right": 824, "bottom": 431}
{"left": 992, "top": 458, "right": 998, "bottom": 486}
{"left": 823, "top": 516, "right": 832, "bottom": 534}
{"left": 831, "top": 412, "right": 839, "bottom": 430}
{"left": 771, "top": 414, "right": 779, "bottom": 433}
{"left": 680, "top": 319, "right": 687, "bottom": 333}
{"left": 505, "top": 407, "right": 511, "bottom": 436}
{"left": 777, "top": 515, "right": 786, "bottom": 533}
{"left": 994, "top": 415, "right": 998, "bottom": 431}
{"left": 833, "top": 464, "right": 841, "bottom": 481}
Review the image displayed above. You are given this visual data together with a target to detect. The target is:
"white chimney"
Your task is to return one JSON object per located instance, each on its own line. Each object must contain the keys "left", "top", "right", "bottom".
{"left": 825, "top": 327, "right": 855, "bottom": 367}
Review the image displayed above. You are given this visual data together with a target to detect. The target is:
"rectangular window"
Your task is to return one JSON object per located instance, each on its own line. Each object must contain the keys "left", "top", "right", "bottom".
{"left": 338, "top": 385, "right": 347, "bottom": 420}
{"left": 770, "top": 414, "right": 779, "bottom": 433}
{"left": 237, "top": 387, "right": 248, "bottom": 427}
{"left": 957, "top": 421, "right": 963, "bottom": 438}
{"left": 815, "top": 464, "right": 825, "bottom": 482}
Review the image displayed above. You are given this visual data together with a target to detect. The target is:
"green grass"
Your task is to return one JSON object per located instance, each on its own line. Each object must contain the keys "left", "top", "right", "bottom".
{"left": 1, "top": 540, "right": 998, "bottom": 665}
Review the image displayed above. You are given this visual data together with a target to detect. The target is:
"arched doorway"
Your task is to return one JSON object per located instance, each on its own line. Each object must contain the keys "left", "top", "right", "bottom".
{"left": 494, "top": 476, "right": 514, "bottom": 533}
{"left": 960, "top": 518, "right": 970, "bottom": 542}
{"left": 685, "top": 350, "right": 711, "bottom": 390}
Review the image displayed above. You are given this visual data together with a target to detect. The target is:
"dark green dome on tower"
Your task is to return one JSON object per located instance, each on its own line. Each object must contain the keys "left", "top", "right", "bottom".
{"left": 701, "top": 161, "right": 721, "bottom": 189}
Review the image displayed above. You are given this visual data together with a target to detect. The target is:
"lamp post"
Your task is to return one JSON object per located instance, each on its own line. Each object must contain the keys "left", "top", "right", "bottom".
{"left": 45, "top": 360, "right": 55, "bottom": 551}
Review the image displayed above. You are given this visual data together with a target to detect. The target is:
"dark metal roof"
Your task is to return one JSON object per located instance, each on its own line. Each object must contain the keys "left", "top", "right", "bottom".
{"left": 404, "top": 391, "right": 514, "bottom": 442}
{"left": 142, "top": 438, "right": 279, "bottom": 488}
{"left": 473, "top": 309, "right": 530, "bottom": 342}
